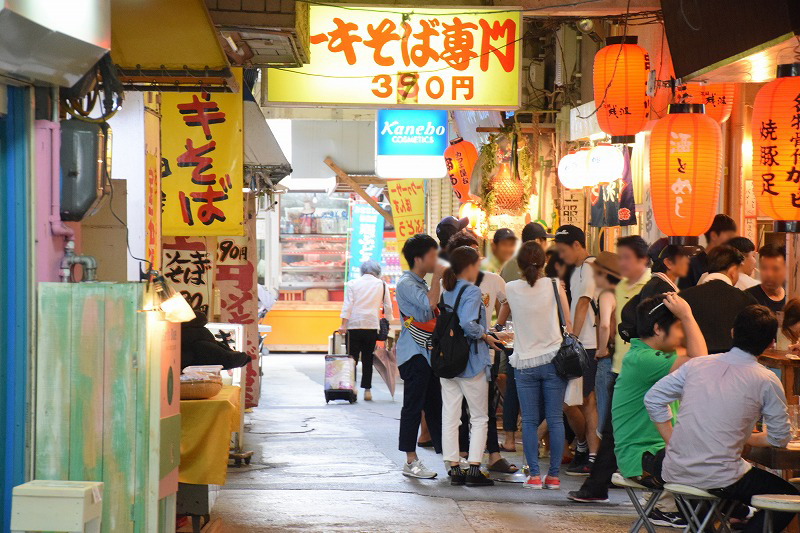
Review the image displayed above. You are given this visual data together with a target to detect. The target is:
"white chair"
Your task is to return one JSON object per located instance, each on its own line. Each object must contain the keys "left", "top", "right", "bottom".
{"left": 612, "top": 472, "right": 662, "bottom": 533}
{"left": 665, "top": 483, "right": 733, "bottom": 533}
{"left": 10, "top": 480, "right": 103, "bottom": 533}
{"left": 750, "top": 494, "right": 800, "bottom": 533}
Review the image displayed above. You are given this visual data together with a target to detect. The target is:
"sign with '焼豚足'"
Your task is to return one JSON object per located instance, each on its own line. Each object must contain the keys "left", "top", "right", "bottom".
{"left": 376, "top": 109, "right": 448, "bottom": 178}
{"left": 266, "top": 4, "right": 521, "bottom": 109}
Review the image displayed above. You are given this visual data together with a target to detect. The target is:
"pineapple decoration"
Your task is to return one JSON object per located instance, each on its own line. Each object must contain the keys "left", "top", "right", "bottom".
{"left": 481, "top": 128, "right": 536, "bottom": 215}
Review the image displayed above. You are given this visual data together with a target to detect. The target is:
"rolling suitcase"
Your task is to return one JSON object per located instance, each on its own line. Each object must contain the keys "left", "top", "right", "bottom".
{"left": 324, "top": 332, "right": 357, "bottom": 403}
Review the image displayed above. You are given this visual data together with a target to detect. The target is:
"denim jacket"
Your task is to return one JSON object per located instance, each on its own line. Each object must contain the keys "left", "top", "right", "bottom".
{"left": 441, "top": 279, "right": 491, "bottom": 380}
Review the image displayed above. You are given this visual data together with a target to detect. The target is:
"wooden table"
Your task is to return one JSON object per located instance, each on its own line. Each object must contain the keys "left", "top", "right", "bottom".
{"left": 744, "top": 445, "right": 800, "bottom": 471}
{"left": 759, "top": 349, "right": 800, "bottom": 403}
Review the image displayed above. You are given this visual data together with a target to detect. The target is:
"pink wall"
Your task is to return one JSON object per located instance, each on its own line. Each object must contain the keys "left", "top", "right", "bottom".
{"left": 35, "top": 120, "right": 80, "bottom": 282}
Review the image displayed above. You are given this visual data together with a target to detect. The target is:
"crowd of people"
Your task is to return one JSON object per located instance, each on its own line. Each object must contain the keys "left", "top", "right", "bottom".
{"left": 384, "top": 214, "right": 798, "bottom": 532}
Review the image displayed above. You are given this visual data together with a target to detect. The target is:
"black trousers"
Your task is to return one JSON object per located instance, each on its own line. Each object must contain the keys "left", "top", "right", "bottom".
{"left": 347, "top": 329, "right": 377, "bottom": 389}
{"left": 398, "top": 354, "right": 442, "bottom": 454}
{"left": 712, "top": 467, "right": 800, "bottom": 533}
{"left": 578, "top": 372, "right": 618, "bottom": 497}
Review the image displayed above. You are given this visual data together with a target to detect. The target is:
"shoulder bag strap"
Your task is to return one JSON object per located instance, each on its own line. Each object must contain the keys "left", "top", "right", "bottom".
{"left": 452, "top": 284, "right": 469, "bottom": 312}
{"left": 476, "top": 271, "right": 485, "bottom": 287}
{"left": 551, "top": 278, "right": 567, "bottom": 335}
{"left": 381, "top": 282, "right": 386, "bottom": 317}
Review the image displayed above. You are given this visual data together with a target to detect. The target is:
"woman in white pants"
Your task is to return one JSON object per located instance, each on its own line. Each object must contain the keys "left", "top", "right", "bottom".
{"left": 440, "top": 246, "right": 504, "bottom": 487}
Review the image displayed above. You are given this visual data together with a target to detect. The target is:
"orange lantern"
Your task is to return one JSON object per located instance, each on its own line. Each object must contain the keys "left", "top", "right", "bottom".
{"left": 593, "top": 36, "right": 650, "bottom": 144}
{"left": 459, "top": 201, "right": 487, "bottom": 236}
{"left": 679, "top": 83, "right": 734, "bottom": 124}
{"left": 491, "top": 163, "right": 525, "bottom": 212}
{"left": 444, "top": 138, "right": 478, "bottom": 203}
{"left": 649, "top": 104, "right": 723, "bottom": 242}
{"left": 751, "top": 63, "right": 800, "bottom": 222}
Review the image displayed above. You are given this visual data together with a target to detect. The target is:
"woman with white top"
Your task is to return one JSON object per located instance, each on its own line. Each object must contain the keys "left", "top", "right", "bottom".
{"left": 339, "top": 260, "right": 394, "bottom": 401}
{"left": 503, "top": 241, "right": 571, "bottom": 490}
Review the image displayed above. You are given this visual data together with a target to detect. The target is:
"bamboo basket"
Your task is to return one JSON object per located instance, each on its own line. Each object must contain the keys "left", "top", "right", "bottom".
{"left": 180, "top": 375, "right": 223, "bottom": 400}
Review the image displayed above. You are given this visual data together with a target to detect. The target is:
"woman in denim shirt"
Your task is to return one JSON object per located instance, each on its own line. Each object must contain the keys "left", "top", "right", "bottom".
{"left": 440, "top": 246, "right": 503, "bottom": 487}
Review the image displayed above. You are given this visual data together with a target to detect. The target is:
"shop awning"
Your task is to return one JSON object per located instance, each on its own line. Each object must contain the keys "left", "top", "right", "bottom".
{"left": 244, "top": 100, "right": 291, "bottom": 177}
{"left": 110, "top": 0, "right": 236, "bottom": 91}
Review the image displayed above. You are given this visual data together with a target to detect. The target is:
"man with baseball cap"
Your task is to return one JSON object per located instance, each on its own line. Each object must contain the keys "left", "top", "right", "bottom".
{"left": 482, "top": 228, "right": 517, "bottom": 274}
{"left": 500, "top": 222, "right": 554, "bottom": 282}
{"left": 436, "top": 216, "right": 469, "bottom": 262}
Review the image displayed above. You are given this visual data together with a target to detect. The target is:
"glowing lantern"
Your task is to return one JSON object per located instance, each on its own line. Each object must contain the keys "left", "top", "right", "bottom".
{"left": 680, "top": 83, "right": 734, "bottom": 124}
{"left": 444, "top": 137, "right": 478, "bottom": 203}
{"left": 593, "top": 36, "right": 650, "bottom": 144}
{"left": 751, "top": 63, "right": 800, "bottom": 222}
{"left": 649, "top": 104, "right": 723, "bottom": 241}
{"left": 491, "top": 162, "right": 525, "bottom": 211}
{"left": 588, "top": 143, "right": 624, "bottom": 185}
{"left": 558, "top": 150, "right": 587, "bottom": 190}
{"left": 459, "top": 201, "right": 487, "bottom": 236}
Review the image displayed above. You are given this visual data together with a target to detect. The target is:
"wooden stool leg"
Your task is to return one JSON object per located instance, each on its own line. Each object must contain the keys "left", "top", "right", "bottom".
{"left": 763, "top": 510, "right": 773, "bottom": 533}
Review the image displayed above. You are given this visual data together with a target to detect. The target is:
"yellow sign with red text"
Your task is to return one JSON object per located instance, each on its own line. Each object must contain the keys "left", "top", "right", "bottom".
{"left": 266, "top": 5, "right": 521, "bottom": 109}
{"left": 387, "top": 179, "right": 426, "bottom": 270}
{"left": 161, "top": 70, "right": 243, "bottom": 236}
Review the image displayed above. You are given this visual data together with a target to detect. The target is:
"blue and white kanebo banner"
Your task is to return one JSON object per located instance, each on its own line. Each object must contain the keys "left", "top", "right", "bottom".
{"left": 376, "top": 109, "right": 448, "bottom": 179}
{"left": 347, "top": 203, "right": 385, "bottom": 282}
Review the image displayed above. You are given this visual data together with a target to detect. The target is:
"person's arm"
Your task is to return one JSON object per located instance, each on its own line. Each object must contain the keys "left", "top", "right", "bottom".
{"left": 458, "top": 287, "right": 487, "bottom": 340}
{"left": 596, "top": 292, "right": 616, "bottom": 359}
{"left": 662, "top": 292, "right": 707, "bottom": 371}
{"left": 559, "top": 283, "right": 573, "bottom": 333}
{"left": 428, "top": 263, "right": 445, "bottom": 310}
{"left": 382, "top": 283, "right": 395, "bottom": 320}
{"left": 573, "top": 297, "right": 590, "bottom": 337}
{"left": 339, "top": 282, "right": 353, "bottom": 333}
{"left": 396, "top": 278, "right": 434, "bottom": 322}
{"left": 759, "top": 375, "right": 792, "bottom": 448}
{"left": 644, "top": 363, "right": 690, "bottom": 439}
{"left": 496, "top": 301, "right": 511, "bottom": 326}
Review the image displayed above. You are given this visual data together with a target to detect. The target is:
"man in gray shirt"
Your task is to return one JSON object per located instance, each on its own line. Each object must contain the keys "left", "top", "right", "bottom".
{"left": 644, "top": 305, "right": 798, "bottom": 533}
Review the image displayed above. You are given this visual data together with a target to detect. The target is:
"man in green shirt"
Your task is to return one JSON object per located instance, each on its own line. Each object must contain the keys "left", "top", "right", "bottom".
{"left": 611, "top": 292, "right": 707, "bottom": 525}
{"left": 481, "top": 228, "right": 517, "bottom": 274}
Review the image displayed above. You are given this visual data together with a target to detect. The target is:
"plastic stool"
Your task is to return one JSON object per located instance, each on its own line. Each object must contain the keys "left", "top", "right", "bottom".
{"left": 790, "top": 478, "right": 800, "bottom": 491}
{"left": 665, "top": 483, "right": 733, "bottom": 533}
{"left": 612, "top": 473, "right": 662, "bottom": 533}
{"left": 751, "top": 494, "right": 800, "bottom": 533}
{"left": 10, "top": 480, "right": 103, "bottom": 533}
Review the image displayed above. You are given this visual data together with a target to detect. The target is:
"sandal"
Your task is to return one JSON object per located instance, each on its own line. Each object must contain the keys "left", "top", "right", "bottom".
{"left": 417, "top": 440, "right": 434, "bottom": 448}
{"left": 488, "top": 458, "right": 519, "bottom": 473}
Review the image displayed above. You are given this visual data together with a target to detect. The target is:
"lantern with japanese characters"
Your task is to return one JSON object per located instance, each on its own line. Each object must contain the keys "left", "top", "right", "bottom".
{"left": 558, "top": 149, "right": 588, "bottom": 190}
{"left": 593, "top": 36, "right": 650, "bottom": 144}
{"left": 649, "top": 104, "right": 723, "bottom": 241}
{"left": 752, "top": 63, "right": 800, "bottom": 222}
{"left": 679, "top": 83, "right": 735, "bottom": 124}
{"left": 444, "top": 138, "right": 478, "bottom": 203}
{"left": 588, "top": 143, "right": 624, "bottom": 185}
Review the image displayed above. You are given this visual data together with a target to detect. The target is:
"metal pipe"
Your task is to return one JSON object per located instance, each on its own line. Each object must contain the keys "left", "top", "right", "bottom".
{"left": 59, "top": 240, "right": 97, "bottom": 282}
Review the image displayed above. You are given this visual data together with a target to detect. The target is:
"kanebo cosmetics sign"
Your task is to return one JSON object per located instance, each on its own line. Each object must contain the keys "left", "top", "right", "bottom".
{"left": 376, "top": 109, "right": 448, "bottom": 179}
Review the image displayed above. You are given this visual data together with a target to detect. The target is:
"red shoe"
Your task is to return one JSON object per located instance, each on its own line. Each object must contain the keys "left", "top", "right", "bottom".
{"left": 523, "top": 475, "right": 542, "bottom": 489}
{"left": 544, "top": 476, "right": 560, "bottom": 490}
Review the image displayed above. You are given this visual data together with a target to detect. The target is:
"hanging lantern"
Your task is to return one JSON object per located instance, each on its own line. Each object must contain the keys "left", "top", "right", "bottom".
{"left": 491, "top": 162, "right": 525, "bottom": 211}
{"left": 649, "top": 104, "right": 723, "bottom": 243}
{"left": 459, "top": 201, "right": 487, "bottom": 236}
{"left": 751, "top": 63, "right": 800, "bottom": 223}
{"left": 593, "top": 36, "right": 650, "bottom": 144}
{"left": 558, "top": 150, "right": 586, "bottom": 190}
{"left": 588, "top": 143, "right": 624, "bottom": 185}
{"left": 444, "top": 137, "right": 478, "bottom": 203}
{"left": 679, "top": 83, "right": 735, "bottom": 124}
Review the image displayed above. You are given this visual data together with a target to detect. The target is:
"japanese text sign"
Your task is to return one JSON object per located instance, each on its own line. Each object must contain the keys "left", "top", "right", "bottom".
{"left": 386, "top": 179, "right": 425, "bottom": 270}
{"left": 162, "top": 237, "right": 213, "bottom": 315}
{"left": 376, "top": 109, "right": 448, "bottom": 178}
{"left": 348, "top": 203, "right": 385, "bottom": 281}
{"left": 161, "top": 72, "right": 243, "bottom": 236}
{"left": 266, "top": 5, "right": 521, "bottom": 109}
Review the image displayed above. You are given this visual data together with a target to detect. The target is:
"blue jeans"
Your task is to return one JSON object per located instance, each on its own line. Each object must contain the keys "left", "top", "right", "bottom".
{"left": 515, "top": 363, "right": 567, "bottom": 478}
{"left": 595, "top": 357, "right": 614, "bottom": 434}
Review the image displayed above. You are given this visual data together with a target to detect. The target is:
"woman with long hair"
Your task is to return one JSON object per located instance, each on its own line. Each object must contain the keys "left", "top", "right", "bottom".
{"left": 440, "top": 246, "right": 503, "bottom": 487}
{"left": 505, "top": 241, "right": 572, "bottom": 490}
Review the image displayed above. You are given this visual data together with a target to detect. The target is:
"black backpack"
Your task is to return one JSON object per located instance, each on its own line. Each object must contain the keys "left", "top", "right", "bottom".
{"left": 430, "top": 285, "right": 472, "bottom": 379}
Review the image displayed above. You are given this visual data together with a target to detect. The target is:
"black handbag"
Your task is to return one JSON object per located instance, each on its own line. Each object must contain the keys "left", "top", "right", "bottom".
{"left": 377, "top": 283, "right": 390, "bottom": 341}
{"left": 550, "top": 278, "right": 590, "bottom": 380}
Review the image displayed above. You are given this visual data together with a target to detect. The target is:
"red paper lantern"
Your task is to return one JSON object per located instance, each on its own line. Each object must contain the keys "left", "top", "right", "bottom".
{"left": 649, "top": 104, "right": 723, "bottom": 240}
{"left": 491, "top": 163, "right": 525, "bottom": 212}
{"left": 680, "top": 83, "right": 735, "bottom": 123}
{"left": 444, "top": 138, "right": 478, "bottom": 203}
{"left": 593, "top": 36, "right": 650, "bottom": 144}
{"left": 751, "top": 63, "right": 800, "bottom": 222}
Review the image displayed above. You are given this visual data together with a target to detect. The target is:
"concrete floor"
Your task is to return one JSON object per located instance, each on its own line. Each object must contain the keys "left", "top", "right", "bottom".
{"left": 212, "top": 354, "right": 667, "bottom": 532}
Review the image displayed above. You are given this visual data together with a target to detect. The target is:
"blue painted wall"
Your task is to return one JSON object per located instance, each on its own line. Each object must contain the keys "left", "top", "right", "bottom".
{"left": 0, "top": 85, "right": 30, "bottom": 531}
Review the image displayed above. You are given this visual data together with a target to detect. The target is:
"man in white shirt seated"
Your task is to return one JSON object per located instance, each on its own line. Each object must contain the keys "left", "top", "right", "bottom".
{"left": 339, "top": 260, "right": 394, "bottom": 401}
{"left": 644, "top": 305, "right": 799, "bottom": 533}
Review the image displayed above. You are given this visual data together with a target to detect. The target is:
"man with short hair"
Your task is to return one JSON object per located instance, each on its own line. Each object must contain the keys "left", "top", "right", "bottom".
{"left": 679, "top": 213, "right": 737, "bottom": 289}
{"left": 500, "top": 222, "right": 552, "bottom": 282}
{"left": 645, "top": 305, "right": 798, "bottom": 533}
{"left": 680, "top": 245, "right": 758, "bottom": 354}
{"left": 555, "top": 225, "right": 599, "bottom": 475}
{"left": 746, "top": 244, "right": 786, "bottom": 313}
{"left": 436, "top": 216, "right": 469, "bottom": 263}
{"left": 482, "top": 228, "right": 517, "bottom": 274}
{"left": 725, "top": 237, "right": 759, "bottom": 290}
{"left": 396, "top": 234, "right": 446, "bottom": 479}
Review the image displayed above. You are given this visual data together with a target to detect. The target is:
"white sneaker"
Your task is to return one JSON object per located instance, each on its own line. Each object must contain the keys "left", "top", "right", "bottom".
{"left": 403, "top": 459, "right": 437, "bottom": 479}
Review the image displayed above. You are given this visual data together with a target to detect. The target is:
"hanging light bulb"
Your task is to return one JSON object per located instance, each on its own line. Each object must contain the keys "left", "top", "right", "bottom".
{"left": 459, "top": 201, "right": 487, "bottom": 236}
{"left": 588, "top": 143, "right": 625, "bottom": 185}
{"left": 149, "top": 272, "right": 197, "bottom": 323}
